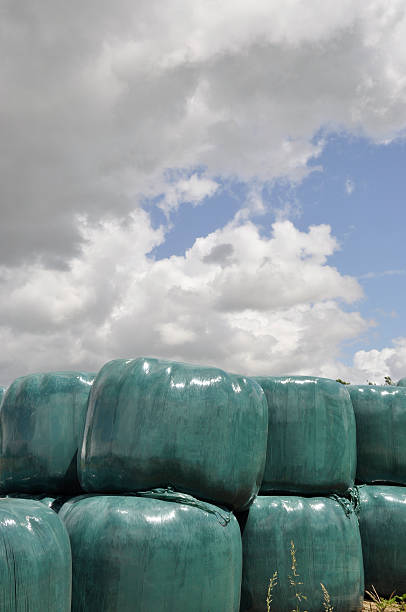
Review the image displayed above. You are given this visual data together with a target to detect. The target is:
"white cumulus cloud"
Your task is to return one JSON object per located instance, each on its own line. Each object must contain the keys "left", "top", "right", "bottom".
{"left": 158, "top": 173, "right": 219, "bottom": 214}
{"left": 345, "top": 179, "right": 355, "bottom": 195}
{"left": 352, "top": 338, "right": 406, "bottom": 384}
{"left": 0, "top": 213, "right": 369, "bottom": 383}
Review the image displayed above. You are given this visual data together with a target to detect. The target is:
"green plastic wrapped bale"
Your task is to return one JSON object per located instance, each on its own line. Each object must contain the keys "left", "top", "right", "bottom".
{"left": 348, "top": 385, "right": 406, "bottom": 485}
{"left": 397, "top": 377, "right": 406, "bottom": 386}
{"left": 358, "top": 485, "right": 406, "bottom": 596}
{"left": 254, "top": 376, "right": 356, "bottom": 494}
{"left": 59, "top": 490, "right": 242, "bottom": 612}
{"left": 79, "top": 357, "right": 268, "bottom": 510}
{"left": 0, "top": 371, "right": 95, "bottom": 494}
{"left": 0, "top": 497, "right": 71, "bottom": 611}
{"left": 0, "top": 386, "right": 5, "bottom": 406}
{"left": 240, "top": 495, "right": 364, "bottom": 612}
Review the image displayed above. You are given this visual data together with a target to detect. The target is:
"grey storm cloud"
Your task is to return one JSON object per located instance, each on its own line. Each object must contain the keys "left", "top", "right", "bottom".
{"left": 2, "top": 1, "right": 406, "bottom": 265}
{"left": 203, "top": 243, "right": 234, "bottom": 266}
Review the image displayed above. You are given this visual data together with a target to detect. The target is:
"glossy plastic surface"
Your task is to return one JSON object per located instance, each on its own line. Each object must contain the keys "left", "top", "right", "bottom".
{"left": 0, "top": 386, "right": 5, "bottom": 406}
{"left": 79, "top": 357, "right": 268, "bottom": 510}
{"left": 240, "top": 495, "right": 364, "bottom": 612}
{"left": 0, "top": 497, "right": 71, "bottom": 611}
{"left": 254, "top": 376, "right": 356, "bottom": 494}
{"left": 397, "top": 377, "right": 406, "bottom": 386}
{"left": 0, "top": 371, "right": 95, "bottom": 493}
{"left": 358, "top": 485, "right": 406, "bottom": 596}
{"left": 60, "top": 493, "right": 242, "bottom": 612}
{"left": 349, "top": 385, "right": 406, "bottom": 484}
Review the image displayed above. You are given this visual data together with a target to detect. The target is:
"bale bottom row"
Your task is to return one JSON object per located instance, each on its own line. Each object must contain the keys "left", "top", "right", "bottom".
{"left": 1, "top": 485, "right": 405, "bottom": 612}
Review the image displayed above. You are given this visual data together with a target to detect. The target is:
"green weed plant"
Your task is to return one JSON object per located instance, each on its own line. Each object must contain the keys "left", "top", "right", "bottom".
{"left": 365, "top": 586, "right": 406, "bottom": 611}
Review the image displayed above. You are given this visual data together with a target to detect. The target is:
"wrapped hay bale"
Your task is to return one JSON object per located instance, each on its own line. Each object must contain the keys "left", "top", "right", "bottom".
{"left": 349, "top": 385, "right": 406, "bottom": 485}
{"left": 397, "top": 377, "right": 406, "bottom": 386}
{"left": 79, "top": 357, "right": 268, "bottom": 510}
{"left": 60, "top": 490, "right": 242, "bottom": 612}
{"left": 254, "top": 376, "right": 356, "bottom": 494}
{"left": 240, "top": 494, "right": 364, "bottom": 612}
{"left": 0, "top": 371, "right": 95, "bottom": 493}
{"left": 0, "top": 497, "right": 71, "bottom": 611}
{"left": 358, "top": 485, "right": 406, "bottom": 597}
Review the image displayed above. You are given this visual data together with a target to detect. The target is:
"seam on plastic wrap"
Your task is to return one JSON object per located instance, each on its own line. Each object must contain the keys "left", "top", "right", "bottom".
{"left": 134, "top": 486, "right": 231, "bottom": 526}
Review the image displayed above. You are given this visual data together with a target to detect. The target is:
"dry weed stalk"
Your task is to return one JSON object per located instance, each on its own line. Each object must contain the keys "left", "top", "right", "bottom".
{"left": 288, "top": 540, "right": 307, "bottom": 610}
{"left": 321, "top": 583, "right": 333, "bottom": 612}
{"left": 266, "top": 571, "right": 278, "bottom": 612}
{"left": 265, "top": 540, "right": 335, "bottom": 611}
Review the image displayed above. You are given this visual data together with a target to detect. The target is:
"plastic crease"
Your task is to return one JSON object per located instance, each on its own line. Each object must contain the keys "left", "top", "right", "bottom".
{"left": 135, "top": 487, "right": 231, "bottom": 526}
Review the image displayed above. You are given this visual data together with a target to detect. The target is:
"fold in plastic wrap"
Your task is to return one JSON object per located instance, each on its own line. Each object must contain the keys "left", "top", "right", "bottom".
{"left": 240, "top": 495, "right": 364, "bottom": 612}
{"left": 5, "top": 493, "right": 71, "bottom": 513}
{"left": 0, "top": 371, "right": 95, "bottom": 494}
{"left": 79, "top": 357, "right": 268, "bottom": 511}
{"left": 254, "top": 376, "right": 356, "bottom": 494}
{"left": 0, "top": 386, "right": 5, "bottom": 406}
{"left": 0, "top": 498, "right": 71, "bottom": 611}
{"left": 358, "top": 485, "right": 406, "bottom": 597}
{"left": 60, "top": 493, "right": 242, "bottom": 612}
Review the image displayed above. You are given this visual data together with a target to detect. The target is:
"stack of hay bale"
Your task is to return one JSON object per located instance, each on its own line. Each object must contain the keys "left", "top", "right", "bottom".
{"left": 0, "top": 359, "right": 268, "bottom": 611}
{"left": 64, "top": 358, "right": 267, "bottom": 611}
{"left": 0, "top": 371, "right": 95, "bottom": 611}
{"left": 241, "top": 376, "right": 364, "bottom": 612}
{"left": 349, "top": 381, "right": 406, "bottom": 598}
{"left": 0, "top": 360, "right": 405, "bottom": 611}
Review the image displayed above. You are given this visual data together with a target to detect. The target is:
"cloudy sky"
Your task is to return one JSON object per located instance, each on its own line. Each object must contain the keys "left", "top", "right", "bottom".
{"left": 1, "top": 0, "right": 405, "bottom": 386}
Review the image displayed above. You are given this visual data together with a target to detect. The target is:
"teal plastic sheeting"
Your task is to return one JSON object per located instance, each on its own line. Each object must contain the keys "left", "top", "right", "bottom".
{"left": 240, "top": 495, "right": 364, "bottom": 612}
{"left": 349, "top": 385, "right": 406, "bottom": 485}
{"left": 0, "top": 497, "right": 71, "bottom": 611}
{"left": 59, "top": 492, "right": 242, "bottom": 612}
{"left": 0, "top": 386, "right": 5, "bottom": 406}
{"left": 0, "top": 371, "right": 95, "bottom": 493}
{"left": 79, "top": 357, "right": 268, "bottom": 510}
{"left": 254, "top": 376, "right": 356, "bottom": 494}
{"left": 358, "top": 485, "right": 406, "bottom": 596}
{"left": 397, "top": 377, "right": 406, "bottom": 386}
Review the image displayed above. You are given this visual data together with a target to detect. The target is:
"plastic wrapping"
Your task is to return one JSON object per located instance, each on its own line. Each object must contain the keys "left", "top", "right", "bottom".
{"left": 358, "top": 485, "right": 406, "bottom": 596}
{"left": 254, "top": 376, "right": 356, "bottom": 494}
{"left": 0, "top": 371, "right": 95, "bottom": 493}
{"left": 79, "top": 357, "right": 268, "bottom": 510}
{"left": 349, "top": 385, "right": 406, "bottom": 485}
{"left": 60, "top": 492, "right": 242, "bottom": 612}
{"left": 0, "top": 386, "right": 5, "bottom": 406}
{"left": 397, "top": 377, "right": 406, "bottom": 386}
{"left": 0, "top": 497, "right": 71, "bottom": 611}
{"left": 240, "top": 495, "right": 364, "bottom": 612}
